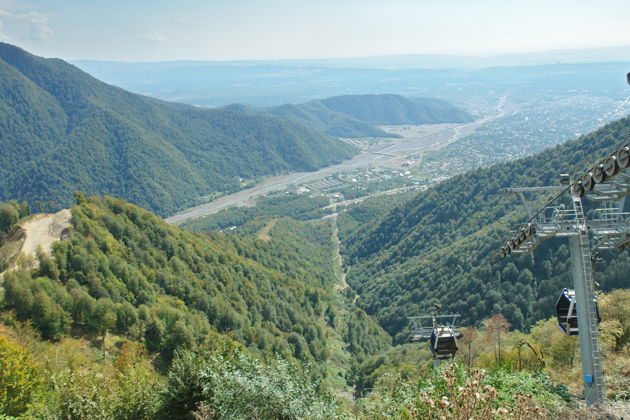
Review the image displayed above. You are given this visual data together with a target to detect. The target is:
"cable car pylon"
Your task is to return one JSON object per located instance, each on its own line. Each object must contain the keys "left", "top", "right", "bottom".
{"left": 500, "top": 165, "right": 630, "bottom": 405}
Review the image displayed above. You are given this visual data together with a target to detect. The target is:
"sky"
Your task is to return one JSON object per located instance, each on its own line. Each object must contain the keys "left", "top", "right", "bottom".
{"left": 1, "top": 0, "right": 629, "bottom": 62}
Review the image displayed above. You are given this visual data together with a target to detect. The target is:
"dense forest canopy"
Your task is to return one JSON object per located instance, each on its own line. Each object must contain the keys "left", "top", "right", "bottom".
{"left": 181, "top": 192, "right": 334, "bottom": 231}
{"left": 1, "top": 196, "right": 390, "bottom": 371}
{"left": 1, "top": 38, "right": 629, "bottom": 418}
{"left": 0, "top": 43, "right": 357, "bottom": 216}
{"left": 224, "top": 102, "right": 400, "bottom": 139}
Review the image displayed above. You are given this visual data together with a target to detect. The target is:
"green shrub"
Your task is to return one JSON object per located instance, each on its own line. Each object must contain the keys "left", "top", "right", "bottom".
{"left": 164, "top": 338, "right": 338, "bottom": 420}
{"left": 0, "top": 335, "right": 42, "bottom": 417}
{"left": 359, "top": 363, "right": 567, "bottom": 419}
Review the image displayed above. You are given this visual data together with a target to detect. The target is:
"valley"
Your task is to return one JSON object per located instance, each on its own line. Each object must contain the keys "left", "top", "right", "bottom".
{"left": 166, "top": 97, "right": 506, "bottom": 224}
{"left": 171, "top": 85, "right": 630, "bottom": 230}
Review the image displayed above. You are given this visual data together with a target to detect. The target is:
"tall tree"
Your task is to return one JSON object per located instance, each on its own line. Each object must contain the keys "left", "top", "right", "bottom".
{"left": 484, "top": 313, "right": 511, "bottom": 364}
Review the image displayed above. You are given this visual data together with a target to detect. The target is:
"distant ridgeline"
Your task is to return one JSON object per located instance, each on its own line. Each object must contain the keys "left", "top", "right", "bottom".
{"left": 339, "top": 115, "right": 630, "bottom": 342}
{"left": 224, "top": 94, "right": 473, "bottom": 139}
{"left": 0, "top": 43, "right": 357, "bottom": 217}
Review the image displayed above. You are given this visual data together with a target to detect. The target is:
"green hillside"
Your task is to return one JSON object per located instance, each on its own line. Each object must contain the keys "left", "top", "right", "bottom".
{"left": 1, "top": 196, "right": 390, "bottom": 372}
{"left": 320, "top": 94, "right": 474, "bottom": 125}
{"left": 224, "top": 94, "right": 472, "bottom": 138}
{"left": 0, "top": 43, "right": 357, "bottom": 217}
{"left": 225, "top": 102, "right": 398, "bottom": 138}
{"left": 339, "top": 116, "right": 630, "bottom": 341}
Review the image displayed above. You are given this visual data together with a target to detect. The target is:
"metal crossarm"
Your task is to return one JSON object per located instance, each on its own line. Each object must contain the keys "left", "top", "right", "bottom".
{"left": 587, "top": 172, "right": 630, "bottom": 201}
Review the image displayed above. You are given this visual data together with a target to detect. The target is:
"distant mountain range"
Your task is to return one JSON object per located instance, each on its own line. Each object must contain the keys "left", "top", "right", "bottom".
{"left": 75, "top": 45, "right": 630, "bottom": 72}
{"left": 224, "top": 94, "right": 472, "bottom": 138}
{"left": 261, "top": 45, "right": 630, "bottom": 69}
{"left": 0, "top": 42, "right": 357, "bottom": 216}
{"left": 73, "top": 57, "right": 630, "bottom": 108}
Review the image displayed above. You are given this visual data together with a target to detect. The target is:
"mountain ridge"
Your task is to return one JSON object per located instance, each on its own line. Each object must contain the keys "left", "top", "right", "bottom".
{"left": 224, "top": 94, "right": 472, "bottom": 138}
{"left": 319, "top": 94, "right": 472, "bottom": 125}
{"left": 0, "top": 42, "right": 357, "bottom": 216}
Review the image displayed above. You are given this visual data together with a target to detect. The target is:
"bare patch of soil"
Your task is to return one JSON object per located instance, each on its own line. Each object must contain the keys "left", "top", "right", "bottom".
{"left": 1, "top": 210, "right": 71, "bottom": 278}
{"left": 20, "top": 209, "right": 71, "bottom": 259}
{"left": 257, "top": 219, "right": 278, "bottom": 241}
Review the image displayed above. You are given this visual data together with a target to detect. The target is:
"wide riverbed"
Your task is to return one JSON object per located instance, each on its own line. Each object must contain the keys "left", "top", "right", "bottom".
{"left": 165, "top": 104, "right": 504, "bottom": 225}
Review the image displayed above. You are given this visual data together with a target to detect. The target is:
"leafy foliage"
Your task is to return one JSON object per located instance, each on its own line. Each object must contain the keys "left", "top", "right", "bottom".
{"left": 349, "top": 343, "right": 432, "bottom": 397}
{"left": 599, "top": 289, "right": 630, "bottom": 353}
{"left": 358, "top": 363, "right": 563, "bottom": 419}
{"left": 44, "top": 341, "right": 164, "bottom": 420}
{"left": 337, "top": 192, "right": 414, "bottom": 241}
{"left": 225, "top": 101, "right": 400, "bottom": 138}
{"left": 166, "top": 341, "right": 339, "bottom": 420}
{"left": 0, "top": 200, "right": 30, "bottom": 235}
{"left": 0, "top": 42, "right": 357, "bottom": 216}
{"left": 0, "top": 200, "right": 31, "bottom": 271}
{"left": 353, "top": 289, "right": 630, "bottom": 405}
{"left": 0, "top": 334, "right": 42, "bottom": 417}
{"left": 0, "top": 320, "right": 344, "bottom": 420}
{"left": 3, "top": 291, "right": 626, "bottom": 418}
{"left": 2, "top": 196, "right": 390, "bottom": 375}
{"left": 205, "top": 216, "right": 393, "bottom": 364}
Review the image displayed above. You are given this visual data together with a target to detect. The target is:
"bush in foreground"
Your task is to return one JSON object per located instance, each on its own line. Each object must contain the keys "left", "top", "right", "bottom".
{"left": 358, "top": 362, "right": 567, "bottom": 419}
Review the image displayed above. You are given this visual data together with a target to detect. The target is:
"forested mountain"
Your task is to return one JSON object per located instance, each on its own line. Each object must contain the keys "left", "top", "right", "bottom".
{"left": 0, "top": 43, "right": 357, "bottom": 216}
{"left": 319, "top": 94, "right": 473, "bottom": 125}
{"left": 224, "top": 94, "right": 472, "bottom": 138}
{"left": 224, "top": 102, "right": 397, "bottom": 138}
{"left": 1, "top": 196, "right": 390, "bottom": 370}
{"left": 339, "top": 115, "right": 630, "bottom": 341}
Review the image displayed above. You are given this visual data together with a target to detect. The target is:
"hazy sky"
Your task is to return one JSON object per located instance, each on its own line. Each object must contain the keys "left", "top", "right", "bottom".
{"left": 1, "top": 0, "right": 629, "bottom": 61}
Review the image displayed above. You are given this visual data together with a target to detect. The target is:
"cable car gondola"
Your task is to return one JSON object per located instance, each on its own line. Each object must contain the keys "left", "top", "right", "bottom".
{"left": 555, "top": 288, "right": 600, "bottom": 335}
{"left": 430, "top": 326, "right": 463, "bottom": 359}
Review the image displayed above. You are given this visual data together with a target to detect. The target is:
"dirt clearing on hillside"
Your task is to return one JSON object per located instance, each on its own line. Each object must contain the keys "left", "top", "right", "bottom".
{"left": 20, "top": 209, "right": 72, "bottom": 259}
{"left": 1, "top": 209, "right": 71, "bottom": 279}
